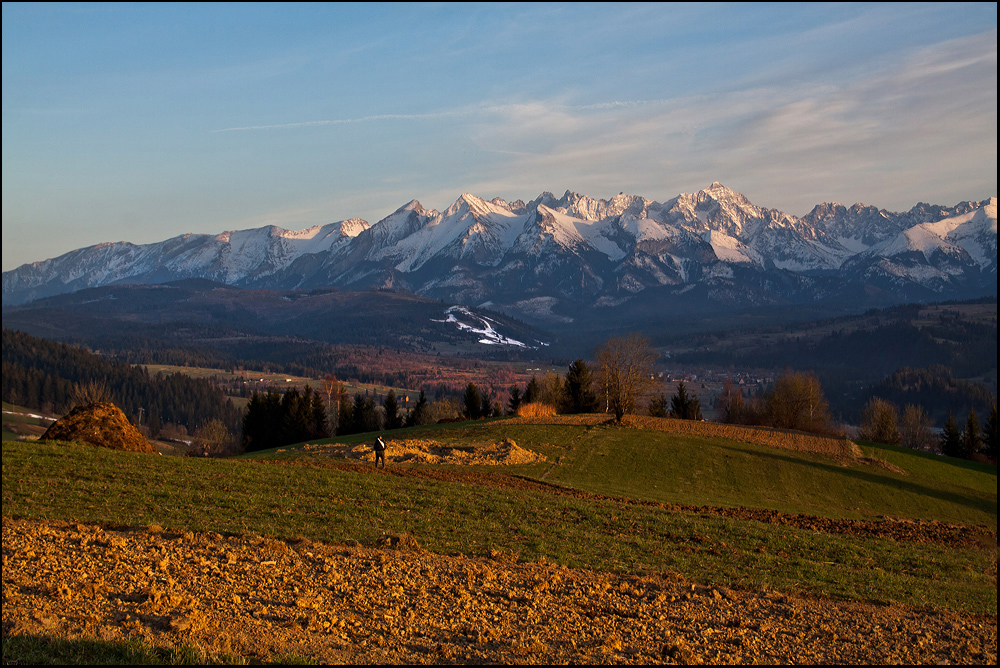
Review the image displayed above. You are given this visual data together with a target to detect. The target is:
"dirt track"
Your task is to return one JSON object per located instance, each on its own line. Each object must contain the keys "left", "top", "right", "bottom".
{"left": 3, "top": 518, "right": 996, "bottom": 664}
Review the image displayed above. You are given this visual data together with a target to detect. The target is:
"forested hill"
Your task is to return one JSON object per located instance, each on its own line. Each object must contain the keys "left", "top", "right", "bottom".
{"left": 674, "top": 300, "right": 995, "bottom": 377}
{"left": 670, "top": 299, "right": 996, "bottom": 421}
{"left": 2, "top": 329, "right": 240, "bottom": 434}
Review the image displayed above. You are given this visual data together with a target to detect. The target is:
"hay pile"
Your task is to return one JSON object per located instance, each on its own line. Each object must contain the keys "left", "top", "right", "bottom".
{"left": 41, "top": 402, "right": 157, "bottom": 454}
{"left": 302, "top": 437, "right": 546, "bottom": 466}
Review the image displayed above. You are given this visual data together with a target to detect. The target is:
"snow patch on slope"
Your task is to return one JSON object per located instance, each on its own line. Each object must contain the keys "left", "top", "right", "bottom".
{"left": 702, "top": 230, "right": 756, "bottom": 264}
{"left": 432, "top": 306, "right": 536, "bottom": 347}
{"left": 537, "top": 205, "right": 627, "bottom": 260}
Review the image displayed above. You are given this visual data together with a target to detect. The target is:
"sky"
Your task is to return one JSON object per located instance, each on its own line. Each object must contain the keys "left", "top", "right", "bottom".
{"left": 2, "top": 2, "right": 997, "bottom": 271}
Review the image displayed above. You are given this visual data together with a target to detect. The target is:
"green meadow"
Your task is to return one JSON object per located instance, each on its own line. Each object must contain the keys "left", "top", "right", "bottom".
{"left": 3, "top": 417, "right": 995, "bottom": 615}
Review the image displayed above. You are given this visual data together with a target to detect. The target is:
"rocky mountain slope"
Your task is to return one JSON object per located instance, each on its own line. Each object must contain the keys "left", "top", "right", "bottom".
{"left": 4, "top": 184, "right": 995, "bottom": 323}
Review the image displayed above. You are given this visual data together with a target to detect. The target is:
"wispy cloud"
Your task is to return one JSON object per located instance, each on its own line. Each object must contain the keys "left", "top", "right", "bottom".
{"left": 213, "top": 110, "right": 466, "bottom": 132}
{"left": 212, "top": 100, "right": 677, "bottom": 134}
{"left": 456, "top": 29, "right": 997, "bottom": 212}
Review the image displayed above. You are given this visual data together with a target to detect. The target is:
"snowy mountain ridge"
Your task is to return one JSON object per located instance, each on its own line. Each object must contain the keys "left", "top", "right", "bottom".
{"left": 4, "top": 185, "right": 996, "bottom": 322}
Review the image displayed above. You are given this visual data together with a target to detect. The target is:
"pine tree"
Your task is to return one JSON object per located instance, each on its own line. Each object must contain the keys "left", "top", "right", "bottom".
{"left": 507, "top": 385, "right": 522, "bottom": 416}
{"left": 311, "top": 390, "right": 330, "bottom": 439}
{"left": 563, "top": 358, "right": 597, "bottom": 413}
{"left": 351, "top": 393, "right": 368, "bottom": 434}
{"left": 985, "top": 404, "right": 998, "bottom": 461}
{"left": 384, "top": 390, "right": 401, "bottom": 430}
{"left": 407, "top": 390, "right": 431, "bottom": 427}
{"left": 670, "top": 382, "right": 702, "bottom": 420}
{"left": 648, "top": 393, "right": 668, "bottom": 418}
{"left": 940, "top": 413, "right": 963, "bottom": 458}
{"left": 463, "top": 382, "right": 482, "bottom": 420}
{"left": 523, "top": 376, "right": 540, "bottom": 405}
{"left": 336, "top": 386, "right": 353, "bottom": 435}
{"left": 962, "top": 409, "right": 983, "bottom": 458}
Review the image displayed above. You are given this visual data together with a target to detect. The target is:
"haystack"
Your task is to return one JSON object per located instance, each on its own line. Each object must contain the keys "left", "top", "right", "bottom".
{"left": 41, "top": 402, "right": 157, "bottom": 454}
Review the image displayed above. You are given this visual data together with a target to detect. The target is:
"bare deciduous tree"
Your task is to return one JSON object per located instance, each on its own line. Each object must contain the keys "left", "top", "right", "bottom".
{"left": 900, "top": 404, "right": 934, "bottom": 451}
{"left": 595, "top": 333, "right": 659, "bottom": 423}
{"left": 767, "top": 371, "right": 833, "bottom": 434}
{"left": 857, "top": 397, "right": 901, "bottom": 445}
{"left": 192, "top": 419, "right": 239, "bottom": 457}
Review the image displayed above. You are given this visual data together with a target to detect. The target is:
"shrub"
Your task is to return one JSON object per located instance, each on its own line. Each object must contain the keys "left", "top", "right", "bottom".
{"left": 517, "top": 402, "right": 557, "bottom": 418}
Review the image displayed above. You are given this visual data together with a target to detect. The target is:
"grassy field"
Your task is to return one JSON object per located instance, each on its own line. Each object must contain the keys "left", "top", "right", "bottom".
{"left": 253, "top": 419, "right": 997, "bottom": 526}
{"left": 3, "top": 417, "right": 996, "bottom": 616}
{"left": 1, "top": 402, "right": 56, "bottom": 442}
{"left": 0, "top": 635, "right": 260, "bottom": 666}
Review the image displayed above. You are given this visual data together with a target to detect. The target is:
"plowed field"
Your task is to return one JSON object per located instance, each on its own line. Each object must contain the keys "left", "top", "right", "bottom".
{"left": 3, "top": 518, "right": 995, "bottom": 664}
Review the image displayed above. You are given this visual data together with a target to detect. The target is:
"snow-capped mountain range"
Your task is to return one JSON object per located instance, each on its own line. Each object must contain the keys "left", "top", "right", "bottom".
{"left": 4, "top": 183, "right": 996, "bottom": 322}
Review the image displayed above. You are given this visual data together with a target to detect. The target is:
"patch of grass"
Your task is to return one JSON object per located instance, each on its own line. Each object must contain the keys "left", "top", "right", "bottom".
{"left": 0, "top": 634, "right": 251, "bottom": 665}
{"left": 2, "top": 404, "right": 53, "bottom": 442}
{"left": 0, "top": 633, "right": 315, "bottom": 665}
{"left": 3, "top": 439, "right": 996, "bottom": 614}
{"left": 277, "top": 420, "right": 997, "bottom": 526}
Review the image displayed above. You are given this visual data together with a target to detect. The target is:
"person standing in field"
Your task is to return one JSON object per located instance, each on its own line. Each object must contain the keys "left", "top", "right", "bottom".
{"left": 373, "top": 435, "right": 387, "bottom": 468}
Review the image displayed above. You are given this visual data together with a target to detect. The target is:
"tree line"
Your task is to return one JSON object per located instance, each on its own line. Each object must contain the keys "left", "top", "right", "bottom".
{"left": 2, "top": 329, "right": 241, "bottom": 436}
{"left": 856, "top": 396, "right": 997, "bottom": 461}
{"left": 14, "top": 325, "right": 994, "bottom": 464}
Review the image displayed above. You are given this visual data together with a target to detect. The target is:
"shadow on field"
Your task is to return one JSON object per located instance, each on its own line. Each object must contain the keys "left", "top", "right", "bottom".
{"left": 715, "top": 443, "right": 996, "bottom": 517}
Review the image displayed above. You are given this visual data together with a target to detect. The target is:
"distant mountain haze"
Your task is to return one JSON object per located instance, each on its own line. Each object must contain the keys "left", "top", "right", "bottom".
{"left": 3, "top": 184, "right": 996, "bottom": 323}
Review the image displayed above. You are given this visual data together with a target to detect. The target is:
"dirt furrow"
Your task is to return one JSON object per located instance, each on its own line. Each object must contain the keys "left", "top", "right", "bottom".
{"left": 3, "top": 518, "right": 995, "bottom": 664}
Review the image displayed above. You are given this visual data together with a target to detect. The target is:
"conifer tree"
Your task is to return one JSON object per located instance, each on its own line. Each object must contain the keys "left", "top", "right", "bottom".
{"left": 563, "top": 358, "right": 597, "bottom": 413}
{"left": 351, "top": 393, "right": 379, "bottom": 433}
{"left": 311, "top": 390, "right": 330, "bottom": 439}
{"left": 523, "top": 376, "right": 540, "bottom": 405}
{"left": 648, "top": 392, "right": 668, "bottom": 418}
{"left": 940, "top": 413, "right": 963, "bottom": 457}
{"left": 670, "top": 382, "right": 703, "bottom": 420}
{"left": 336, "top": 386, "right": 353, "bottom": 435}
{"left": 384, "top": 390, "right": 401, "bottom": 430}
{"left": 962, "top": 409, "right": 983, "bottom": 458}
{"left": 985, "top": 404, "right": 998, "bottom": 461}
{"left": 463, "top": 382, "right": 482, "bottom": 420}
{"left": 507, "top": 385, "right": 522, "bottom": 416}
{"left": 407, "top": 390, "right": 431, "bottom": 427}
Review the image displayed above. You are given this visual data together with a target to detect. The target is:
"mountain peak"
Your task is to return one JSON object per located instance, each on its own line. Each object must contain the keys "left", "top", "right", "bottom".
{"left": 395, "top": 199, "right": 427, "bottom": 214}
{"left": 454, "top": 192, "right": 506, "bottom": 217}
{"left": 702, "top": 182, "right": 741, "bottom": 198}
{"left": 3, "top": 184, "right": 995, "bottom": 310}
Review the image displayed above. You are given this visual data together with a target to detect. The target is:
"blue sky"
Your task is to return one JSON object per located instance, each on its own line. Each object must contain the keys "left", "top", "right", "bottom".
{"left": 2, "top": 2, "right": 996, "bottom": 271}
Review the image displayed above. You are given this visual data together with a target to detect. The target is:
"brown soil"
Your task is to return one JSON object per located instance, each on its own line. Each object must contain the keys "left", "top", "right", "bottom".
{"left": 3, "top": 517, "right": 994, "bottom": 664}
{"left": 40, "top": 403, "right": 157, "bottom": 455}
